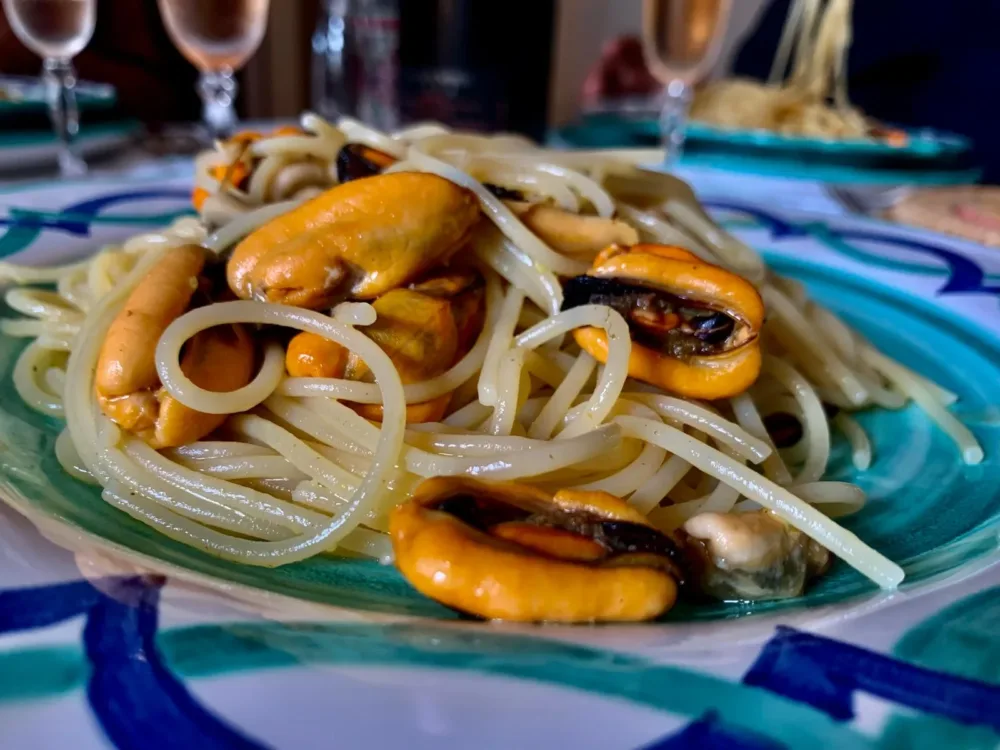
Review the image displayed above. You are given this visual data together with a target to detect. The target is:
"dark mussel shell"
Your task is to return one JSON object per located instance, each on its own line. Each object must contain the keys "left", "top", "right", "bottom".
{"left": 685, "top": 310, "right": 736, "bottom": 345}
{"left": 762, "top": 411, "right": 804, "bottom": 448}
{"left": 562, "top": 275, "right": 737, "bottom": 355}
{"left": 432, "top": 493, "right": 530, "bottom": 531}
{"left": 763, "top": 405, "right": 837, "bottom": 449}
{"left": 484, "top": 183, "right": 526, "bottom": 201}
{"left": 561, "top": 275, "right": 627, "bottom": 312}
{"left": 336, "top": 143, "right": 393, "bottom": 183}
{"left": 432, "top": 488, "right": 686, "bottom": 581}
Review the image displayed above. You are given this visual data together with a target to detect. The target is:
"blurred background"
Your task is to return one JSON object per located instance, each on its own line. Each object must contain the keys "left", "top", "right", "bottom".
{"left": 1, "top": 0, "right": 998, "bottom": 238}
{"left": 0, "top": 1, "right": 774, "bottom": 130}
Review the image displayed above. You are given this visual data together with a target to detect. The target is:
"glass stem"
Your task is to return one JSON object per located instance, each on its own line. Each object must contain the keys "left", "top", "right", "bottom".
{"left": 43, "top": 57, "right": 86, "bottom": 177}
{"left": 660, "top": 79, "right": 693, "bottom": 167}
{"left": 197, "top": 68, "right": 238, "bottom": 141}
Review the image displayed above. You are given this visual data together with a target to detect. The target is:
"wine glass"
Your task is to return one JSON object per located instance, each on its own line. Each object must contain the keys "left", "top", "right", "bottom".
{"left": 156, "top": 0, "right": 271, "bottom": 141}
{"left": 641, "top": 0, "right": 732, "bottom": 164}
{"left": 2, "top": 0, "right": 96, "bottom": 176}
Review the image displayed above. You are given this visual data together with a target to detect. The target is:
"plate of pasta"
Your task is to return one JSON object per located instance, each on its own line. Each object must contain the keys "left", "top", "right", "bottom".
{"left": 688, "top": 0, "right": 973, "bottom": 172}
{"left": 0, "top": 113, "right": 996, "bottom": 626}
{"left": 557, "top": 116, "right": 974, "bottom": 184}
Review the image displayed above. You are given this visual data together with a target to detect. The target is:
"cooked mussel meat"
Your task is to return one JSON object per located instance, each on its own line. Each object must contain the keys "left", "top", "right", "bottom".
{"left": 682, "top": 510, "right": 831, "bottom": 601}
{"left": 227, "top": 172, "right": 481, "bottom": 308}
{"left": 507, "top": 201, "right": 639, "bottom": 259}
{"left": 285, "top": 288, "right": 459, "bottom": 423}
{"left": 95, "top": 245, "right": 256, "bottom": 449}
{"left": 390, "top": 477, "right": 685, "bottom": 622}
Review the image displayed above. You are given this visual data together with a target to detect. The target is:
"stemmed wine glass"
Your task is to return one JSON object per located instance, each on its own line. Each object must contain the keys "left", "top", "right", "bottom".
{"left": 156, "top": 0, "right": 271, "bottom": 141}
{"left": 641, "top": 0, "right": 732, "bottom": 164}
{"left": 2, "top": 0, "right": 96, "bottom": 176}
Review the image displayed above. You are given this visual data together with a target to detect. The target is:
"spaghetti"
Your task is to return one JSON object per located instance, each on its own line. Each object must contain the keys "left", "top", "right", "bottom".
{"left": 691, "top": 0, "right": 905, "bottom": 144}
{"left": 0, "top": 113, "right": 983, "bottom": 617}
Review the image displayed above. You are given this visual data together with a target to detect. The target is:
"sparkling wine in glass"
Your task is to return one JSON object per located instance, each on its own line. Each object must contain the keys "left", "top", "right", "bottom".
{"left": 642, "top": 0, "right": 731, "bottom": 164}
{"left": 157, "top": 0, "right": 270, "bottom": 140}
{"left": 2, "top": 0, "right": 96, "bottom": 176}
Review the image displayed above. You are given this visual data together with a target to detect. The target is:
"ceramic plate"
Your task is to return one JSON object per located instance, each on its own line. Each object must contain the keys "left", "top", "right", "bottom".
{"left": 685, "top": 122, "right": 971, "bottom": 159}
{"left": 0, "top": 121, "right": 142, "bottom": 173}
{"left": 556, "top": 118, "right": 981, "bottom": 185}
{"left": 560, "top": 115, "right": 970, "bottom": 158}
{"left": 0, "top": 76, "right": 116, "bottom": 116}
{"left": 0, "top": 174, "right": 998, "bottom": 749}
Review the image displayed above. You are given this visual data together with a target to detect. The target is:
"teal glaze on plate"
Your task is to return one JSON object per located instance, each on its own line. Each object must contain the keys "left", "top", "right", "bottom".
{"left": 876, "top": 587, "right": 1000, "bottom": 749}
{"left": 0, "top": 622, "right": 869, "bottom": 748}
{"left": 0, "top": 121, "right": 142, "bottom": 149}
{"left": 678, "top": 150, "right": 982, "bottom": 186}
{"left": 684, "top": 122, "right": 971, "bottom": 159}
{"left": 555, "top": 117, "right": 981, "bottom": 185}
{"left": 0, "top": 80, "right": 115, "bottom": 116}
{"left": 0, "top": 260, "right": 997, "bottom": 621}
{"left": 719, "top": 218, "right": 1000, "bottom": 285}
{"left": 0, "top": 647, "right": 86, "bottom": 703}
{"left": 895, "top": 586, "right": 1000, "bottom": 683}
{"left": 0, "top": 206, "right": 196, "bottom": 260}
{"left": 563, "top": 115, "right": 971, "bottom": 158}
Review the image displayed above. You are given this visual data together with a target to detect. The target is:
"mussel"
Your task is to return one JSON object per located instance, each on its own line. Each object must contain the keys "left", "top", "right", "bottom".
{"left": 336, "top": 143, "right": 397, "bottom": 183}
{"left": 333, "top": 142, "right": 526, "bottom": 201}
{"left": 227, "top": 172, "right": 481, "bottom": 308}
{"left": 390, "top": 477, "right": 685, "bottom": 622}
{"left": 562, "top": 244, "right": 764, "bottom": 400}
{"left": 193, "top": 127, "right": 303, "bottom": 212}
{"left": 682, "top": 510, "right": 831, "bottom": 601}
{"left": 286, "top": 288, "right": 461, "bottom": 423}
{"left": 507, "top": 201, "right": 639, "bottom": 259}
{"left": 95, "top": 245, "right": 256, "bottom": 449}
{"left": 408, "top": 266, "right": 486, "bottom": 355}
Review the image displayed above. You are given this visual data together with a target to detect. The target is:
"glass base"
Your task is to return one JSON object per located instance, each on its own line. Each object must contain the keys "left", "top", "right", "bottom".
{"left": 197, "top": 69, "right": 239, "bottom": 141}
{"left": 659, "top": 80, "right": 693, "bottom": 167}
{"left": 43, "top": 57, "right": 87, "bottom": 177}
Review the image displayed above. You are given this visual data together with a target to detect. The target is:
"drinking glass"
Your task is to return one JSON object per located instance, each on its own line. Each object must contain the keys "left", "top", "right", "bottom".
{"left": 641, "top": 0, "right": 731, "bottom": 164}
{"left": 156, "top": 0, "right": 271, "bottom": 141}
{"left": 2, "top": 0, "right": 96, "bottom": 176}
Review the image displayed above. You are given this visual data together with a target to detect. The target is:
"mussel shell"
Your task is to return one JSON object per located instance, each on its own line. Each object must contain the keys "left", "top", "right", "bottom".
{"left": 561, "top": 275, "right": 625, "bottom": 312}
{"left": 590, "top": 521, "right": 687, "bottom": 584}
{"left": 594, "top": 520, "right": 681, "bottom": 558}
{"left": 686, "top": 310, "right": 735, "bottom": 345}
{"left": 336, "top": 144, "right": 388, "bottom": 183}
{"left": 562, "top": 275, "right": 739, "bottom": 356}
{"left": 762, "top": 411, "right": 804, "bottom": 448}
{"left": 484, "top": 183, "right": 526, "bottom": 201}
{"left": 432, "top": 493, "right": 526, "bottom": 530}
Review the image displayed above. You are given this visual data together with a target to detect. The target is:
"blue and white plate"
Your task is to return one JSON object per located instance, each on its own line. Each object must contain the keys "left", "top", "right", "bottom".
{"left": 0, "top": 173, "right": 997, "bottom": 749}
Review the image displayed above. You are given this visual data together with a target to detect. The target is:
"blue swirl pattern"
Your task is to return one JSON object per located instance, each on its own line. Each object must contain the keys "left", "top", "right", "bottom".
{"left": 705, "top": 200, "right": 1000, "bottom": 300}
{"left": 2, "top": 578, "right": 1000, "bottom": 749}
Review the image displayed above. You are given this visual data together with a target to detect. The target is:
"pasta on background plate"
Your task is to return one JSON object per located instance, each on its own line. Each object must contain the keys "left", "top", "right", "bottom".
{"left": 692, "top": 0, "right": 908, "bottom": 145}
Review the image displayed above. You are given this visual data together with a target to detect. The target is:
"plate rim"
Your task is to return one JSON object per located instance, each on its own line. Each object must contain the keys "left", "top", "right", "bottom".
{"left": 3, "top": 470, "right": 997, "bottom": 651}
